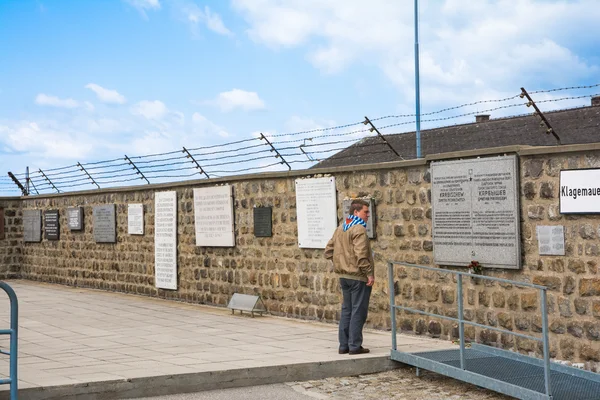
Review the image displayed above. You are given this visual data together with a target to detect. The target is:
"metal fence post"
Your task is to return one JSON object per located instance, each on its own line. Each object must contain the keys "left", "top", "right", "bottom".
{"left": 457, "top": 274, "right": 465, "bottom": 370}
{"left": 541, "top": 288, "right": 552, "bottom": 397}
{"left": 0, "top": 281, "right": 18, "bottom": 400}
{"left": 388, "top": 262, "right": 397, "bottom": 351}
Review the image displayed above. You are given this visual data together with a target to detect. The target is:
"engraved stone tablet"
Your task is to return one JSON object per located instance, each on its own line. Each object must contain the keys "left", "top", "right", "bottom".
{"left": 44, "top": 209, "right": 60, "bottom": 241}
{"left": 295, "top": 177, "right": 337, "bottom": 249}
{"left": 23, "top": 209, "right": 42, "bottom": 242}
{"left": 253, "top": 207, "right": 272, "bottom": 237}
{"left": 155, "top": 191, "right": 177, "bottom": 290}
{"left": 431, "top": 155, "right": 521, "bottom": 269}
{"left": 93, "top": 204, "right": 116, "bottom": 243}
{"left": 342, "top": 198, "right": 376, "bottom": 239}
{"left": 194, "top": 185, "right": 235, "bottom": 247}
{"left": 0, "top": 208, "right": 4, "bottom": 240}
{"left": 128, "top": 204, "right": 144, "bottom": 235}
{"left": 537, "top": 225, "right": 565, "bottom": 256}
{"left": 67, "top": 207, "right": 83, "bottom": 231}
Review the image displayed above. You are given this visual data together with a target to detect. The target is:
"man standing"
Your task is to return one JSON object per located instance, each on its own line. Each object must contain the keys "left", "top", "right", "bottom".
{"left": 324, "top": 199, "right": 374, "bottom": 355}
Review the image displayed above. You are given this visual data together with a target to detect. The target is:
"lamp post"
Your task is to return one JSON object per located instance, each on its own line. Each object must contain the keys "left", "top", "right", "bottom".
{"left": 414, "top": 0, "right": 422, "bottom": 158}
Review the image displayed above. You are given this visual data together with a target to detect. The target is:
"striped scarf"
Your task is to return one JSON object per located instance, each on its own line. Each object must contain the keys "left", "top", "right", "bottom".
{"left": 343, "top": 214, "right": 367, "bottom": 232}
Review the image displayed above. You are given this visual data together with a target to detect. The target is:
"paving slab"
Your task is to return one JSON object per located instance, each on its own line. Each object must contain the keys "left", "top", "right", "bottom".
{"left": 0, "top": 280, "right": 456, "bottom": 399}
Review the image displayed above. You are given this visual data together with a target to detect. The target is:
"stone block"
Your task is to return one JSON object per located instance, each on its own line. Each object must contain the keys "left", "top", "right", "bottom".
{"left": 569, "top": 259, "right": 586, "bottom": 274}
{"left": 515, "top": 317, "right": 531, "bottom": 331}
{"left": 393, "top": 224, "right": 405, "bottom": 237}
{"left": 532, "top": 275, "right": 561, "bottom": 291}
{"left": 548, "top": 204, "right": 562, "bottom": 221}
{"left": 584, "top": 322, "right": 600, "bottom": 341}
{"left": 539, "top": 182, "right": 554, "bottom": 199}
{"left": 574, "top": 298, "right": 588, "bottom": 315}
{"left": 549, "top": 320, "right": 565, "bottom": 334}
{"left": 560, "top": 339, "right": 575, "bottom": 359}
{"left": 563, "top": 276, "right": 576, "bottom": 295}
{"left": 441, "top": 288, "right": 455, "bottom": 304}
{"left": 406, "top": 191, "right": 417, "bottom": 205}
{"left": 412, "top": 208, "right": 424, "bottom": 220}
{"left": 580, "top": 278, "right": 600, "bottom": 296}
{"left": 428, "top": 320, "right": 442, "bottom": 337}
{"left": 567, "top": 321, "right": 584, "bottom": 338}
{"left": 524, "top": 159, "right": 544, "bottom": 179}
{"left": 580, "top": 224, "right": 596, "bottom": 239}
{"left": 521, "top": 292, "right": 538, "bottom": 311}
{"left": 527, "top": 205, "right": 544, "bottom": 220}
{"left": 395, "top": 189, "right": 405, "bottom": 203}
{"left": 558, "top": 297, "right": 572, "bottom": 318}
{"left": 492, "top": 292, "right": 506, "bottom": 308}
{"left": 580, "top": 345, "right": 600, "bottom": 362}
{"left": 523, "top": 182, "right": 536, "bottom": 200}
{"left": 593, "top": 301, "right": 600, "bottom": 318}
{"left": 401, "top": 209, "right": 411, "bottom": 221}
{"left": 498, "top": 312, "right": 513, "bottom": 330}
{"left": 479, "top": 291, "right": 490, "bottom": 307}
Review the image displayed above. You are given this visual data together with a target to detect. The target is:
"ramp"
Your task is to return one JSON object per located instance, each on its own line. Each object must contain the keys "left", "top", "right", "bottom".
{"left": 387, "top": 262, "right": 600, "bottom": 400}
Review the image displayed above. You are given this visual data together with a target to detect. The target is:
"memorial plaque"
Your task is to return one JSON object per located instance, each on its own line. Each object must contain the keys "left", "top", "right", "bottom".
{"left": 342, "top": 198, "right": 376, "bottom": 239}
{"left": 67, "top": 207, "right": 83, "bottom": 231}
{"left": 93, "top": 204, "right": 116, "bottom": 243}
{"left": 193, "top": 185, "right": 235, "bottom": 247}
{"left": 155, "top": 191, "right": 177, "bottom": 290}
{"left": 23, "top": 209, "right": 42, "bottom": 243}
{"left": 537, "top": 225, "right": 565, "bottom": 256}
{"left": 128, "top": 204, "right": 144, "bottom": 235}
{"left": 560, "top": 169, "right": 600, "bottom": 214}
{"left": 253, "top": 207, "right": 272, "bottom": 237}
{"left": 44, "top": 209, "right": 60, "bottom": 240}
{"left": 431, "top": 155, "right": 521, "bottom": 269}
{"left": 295, "top": 177, "right": 337, "bottom": 249}
{"left": 0, "top": 208, "right": 4, "bottom": 240}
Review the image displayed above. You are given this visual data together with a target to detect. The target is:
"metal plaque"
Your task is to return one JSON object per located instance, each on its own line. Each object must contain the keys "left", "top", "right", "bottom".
{"left": 67, "top": 207, "right": 84, "bottom": 231}
{"left": 295, "top": 177, "right": 338, "bottom": 249}
{"left": 23, "top": 209, "right": 42, "bottom": 243}
{"left": 155, "top": 191, "right": 177, "bottom": 290}
{"left": 431, "top": 154, "right": 521, "bottom": 269}
{"left": 44, "top": 209, "right": 60, "bottom": 241}
{"left": 537, "top": 225, "right": 565, "bottom": 256}
{"left": 93, "top": 204, "right": 116, "bottom": 243}
{"left": 253, "top": 207, "right": 272, "bottom": 237}
{"left": 0, "top": 208, "right": 4, "bottom": 240}
{"left": 342, "top": 198, "right": 376, "bottom": 239}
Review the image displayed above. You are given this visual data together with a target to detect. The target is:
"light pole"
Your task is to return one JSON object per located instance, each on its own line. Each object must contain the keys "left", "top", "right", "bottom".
{"left": 414, "top": 0, "right": 422, "bottom": 158}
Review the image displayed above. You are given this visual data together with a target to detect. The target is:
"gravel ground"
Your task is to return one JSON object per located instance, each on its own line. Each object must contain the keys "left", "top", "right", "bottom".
{"left": 286, "top": 367, "right": 513, "bottom": 400}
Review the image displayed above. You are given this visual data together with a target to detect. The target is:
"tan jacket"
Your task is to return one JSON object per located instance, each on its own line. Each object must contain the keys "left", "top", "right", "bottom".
{"left": 324, "top": 224, "right": 374, "bottom": 282}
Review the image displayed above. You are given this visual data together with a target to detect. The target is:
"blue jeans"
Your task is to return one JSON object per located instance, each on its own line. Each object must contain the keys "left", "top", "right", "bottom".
{"left": 339, "top": 278, "right": 372, "bottom": 352}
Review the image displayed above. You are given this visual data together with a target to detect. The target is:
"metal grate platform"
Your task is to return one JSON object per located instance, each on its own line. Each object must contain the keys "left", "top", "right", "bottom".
{"left": 391, "top": 344, "right": 600, "bottom": 400}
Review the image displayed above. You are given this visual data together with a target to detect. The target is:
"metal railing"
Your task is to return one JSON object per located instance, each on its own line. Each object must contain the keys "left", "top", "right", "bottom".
{"left": 387, "top": 262, "right": 552, "bottom": 398}
{"left": 0, "top": 281, "right": 18, "bottom": 400}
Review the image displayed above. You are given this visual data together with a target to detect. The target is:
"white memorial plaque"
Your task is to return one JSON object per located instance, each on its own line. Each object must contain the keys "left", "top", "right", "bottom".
{"left": 128, "top": 204, "right": 144, "bottom": 235}
{"left": 431, "top": 155, "right": 521, "bottom": 269}
{"left": 193, "top": 185, "right": 235, "bottom": 247}
{"left": 560, "top": 169, "right": 600, "bottom": 213}
{"left": 536, "top": 225, "right": 565, "bottom": 256}
{"left": 295, "top": 177, "right": 337, "bottom": 249}
{"left": 155, "top": 191, "right": 177, "bottom": 290}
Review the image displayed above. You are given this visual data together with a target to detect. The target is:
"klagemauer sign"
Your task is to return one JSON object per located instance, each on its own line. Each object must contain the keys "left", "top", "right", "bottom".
{"left": 560, "top": 169, "right": 600, "bottom": 214}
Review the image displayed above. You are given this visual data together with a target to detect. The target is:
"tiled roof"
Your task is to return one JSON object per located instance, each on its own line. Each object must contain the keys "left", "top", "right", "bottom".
{"left": 311, "top": 105, "right": 600, "bottom": 169}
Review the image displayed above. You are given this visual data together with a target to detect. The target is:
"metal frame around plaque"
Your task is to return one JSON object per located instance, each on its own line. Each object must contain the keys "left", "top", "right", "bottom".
{"left": 67, "top": 207, "right": 84, "bottom": 231}
{"left": 253, "top": 206, "right": 272, "bottom": 237}
{"left": 44, "top": 209, "right": 60, "bottom": 241}
{"left": 227, "top": 293, "right": 268, "bottom": 317}
{"left": 23, "top": 209, "right": 42, "bottom": 243}
{"left": 93, "top": 204, "right": 116, "bottom": 243}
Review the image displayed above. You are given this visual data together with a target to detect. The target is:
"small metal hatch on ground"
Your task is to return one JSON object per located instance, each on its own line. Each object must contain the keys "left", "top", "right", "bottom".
{"left": 227, "top": 293, "right": 268, "bottom": 317}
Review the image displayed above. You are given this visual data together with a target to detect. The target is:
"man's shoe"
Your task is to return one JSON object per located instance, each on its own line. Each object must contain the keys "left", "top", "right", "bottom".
{"left": 349, "top": 347, "right": 370, "bottom": 355}
{"left": 338, "top": 348, "right": 349, "bottom": 354}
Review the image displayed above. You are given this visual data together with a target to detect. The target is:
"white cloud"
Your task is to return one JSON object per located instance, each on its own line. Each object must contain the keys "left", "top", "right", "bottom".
{"left": 85, "top": 83, "right": 126, "bottom": 104}
{"left": 130, "top": 100, "right": 168, "bottom": 120}
{"left": 209, "top": 89, "right": 266, "bottom": 112}
{"left": 178, "top": 3, "right": 233, "bottom": 37}
{"left": 232, "top": 0, "right": 600, "bottom": 112}
{"left": 35, "top": 94, "right": 80, "bottom": 109}
{"left": 125, "top": 0, "right": 161, "bottom": 19}
{"left": 192, "top": 112, "right": 229, "bottom": 137}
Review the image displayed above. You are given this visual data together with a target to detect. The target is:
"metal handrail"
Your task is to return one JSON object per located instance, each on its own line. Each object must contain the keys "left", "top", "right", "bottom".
{"left": 388, "top": 262, "right": 552, "bottom": 398}
{"left": 0, "top": 281, "right": 18, "bottom": 400}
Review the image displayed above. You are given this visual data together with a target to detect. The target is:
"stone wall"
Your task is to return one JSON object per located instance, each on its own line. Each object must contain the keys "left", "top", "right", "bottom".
{"left": 2, "top": 144, "right": 600, "bottom": 367}
{"left": 0, "top": 198, "right": 22, "bottom": 279}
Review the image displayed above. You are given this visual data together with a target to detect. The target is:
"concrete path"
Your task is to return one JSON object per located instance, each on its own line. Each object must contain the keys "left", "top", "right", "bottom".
{"left": 0, "top": 280, "right": 456, "bottom": 399}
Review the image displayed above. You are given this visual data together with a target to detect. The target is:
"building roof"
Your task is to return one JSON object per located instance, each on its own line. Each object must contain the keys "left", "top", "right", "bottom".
{"left": 311, "top": 103, "right": 600, "bottom": 169}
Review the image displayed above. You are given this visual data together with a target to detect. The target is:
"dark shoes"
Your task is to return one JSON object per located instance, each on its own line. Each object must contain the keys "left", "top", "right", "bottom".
{"left": 338, "top": 348, "right": 349, "bottom": 354}
{"left": 349, "top": 347, "right": 370, "bottom": 355}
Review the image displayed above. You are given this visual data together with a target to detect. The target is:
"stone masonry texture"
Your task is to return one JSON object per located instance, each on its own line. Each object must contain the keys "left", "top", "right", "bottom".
{"left": 1, "top": 146, "right": 600, "bottom": 368}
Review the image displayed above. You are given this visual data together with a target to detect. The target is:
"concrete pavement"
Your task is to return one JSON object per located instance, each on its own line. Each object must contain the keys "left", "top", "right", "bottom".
{"left": 0, "top": 280, "right": 456, "bottom": 399}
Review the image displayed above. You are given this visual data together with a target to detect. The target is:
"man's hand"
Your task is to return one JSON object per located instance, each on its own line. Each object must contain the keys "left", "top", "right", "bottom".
{"left": 367, "top": 276, "right": 375, "bottom": 286}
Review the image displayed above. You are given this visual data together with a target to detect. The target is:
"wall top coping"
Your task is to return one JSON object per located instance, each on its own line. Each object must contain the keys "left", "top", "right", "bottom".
{"left": 5, "top": 142, "right": 600, "bottom": 201}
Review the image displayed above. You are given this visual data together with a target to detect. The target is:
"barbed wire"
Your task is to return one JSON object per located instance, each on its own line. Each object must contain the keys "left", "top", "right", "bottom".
{"left": 2, "top": 85, "right": 597, "bottom": 195}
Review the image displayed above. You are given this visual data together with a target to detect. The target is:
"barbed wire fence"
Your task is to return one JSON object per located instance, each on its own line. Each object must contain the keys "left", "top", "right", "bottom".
{"left": 1, "top": 83, "right": 599, "bottom": 196}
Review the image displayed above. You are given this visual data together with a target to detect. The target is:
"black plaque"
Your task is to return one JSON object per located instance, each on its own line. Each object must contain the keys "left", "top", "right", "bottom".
{"left": 253, "top": 207, "right": 272, "bottom": 237}
{"left": 23, "top": 209, "right": 42, "bottom": 242}
{"left": 0, "top": 208, "right": 5, "bottom": 240}
{"left": 67, "top": 207, "right": 84, "bottom": 231}
{"left": 93, "top": 204, "right": 116, "bottom": 243}
{"left": 44, "top": 210, "right": 60, "bottom": 240}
